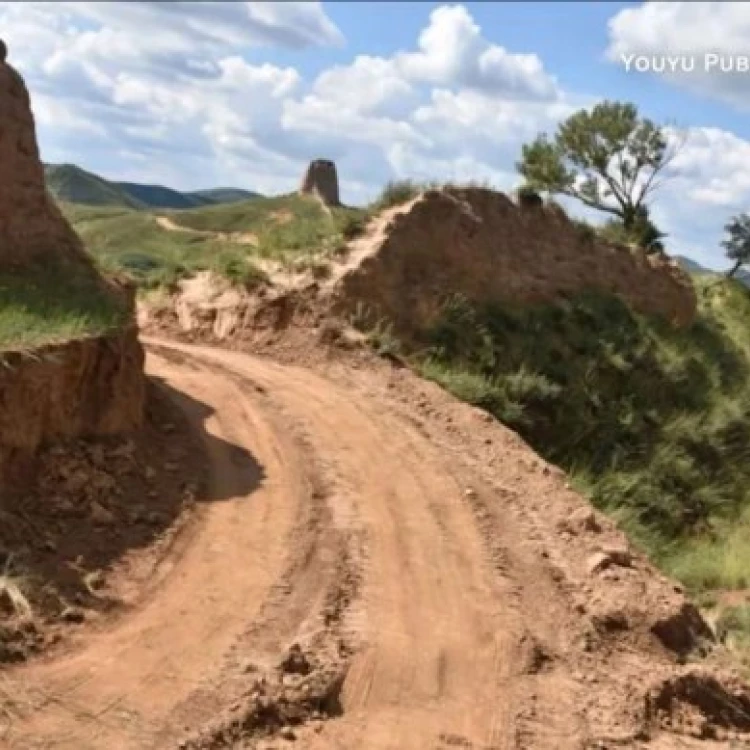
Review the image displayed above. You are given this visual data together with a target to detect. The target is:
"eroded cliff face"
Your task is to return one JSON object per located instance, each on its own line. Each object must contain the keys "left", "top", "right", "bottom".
{"left": 336, "top": 188, "right": 696, "bottom": 339}
{"left": 0, "top": 329, "right": 145, "bottom": 487}
{"left": 0, "top": 45, "right": 145, "bottom": 486}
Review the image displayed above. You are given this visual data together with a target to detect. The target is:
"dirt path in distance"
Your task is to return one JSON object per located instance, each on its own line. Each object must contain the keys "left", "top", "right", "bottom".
{"left": 155, "top": 215, "right": 258, "bottom": 246}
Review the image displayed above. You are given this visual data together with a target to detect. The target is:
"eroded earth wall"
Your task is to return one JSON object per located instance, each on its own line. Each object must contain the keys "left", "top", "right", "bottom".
{"left": 338, "top": 188, "right": 697, "bottom": 339}
{"left": 0, "top": 45, "right": 145, "bottom": 487}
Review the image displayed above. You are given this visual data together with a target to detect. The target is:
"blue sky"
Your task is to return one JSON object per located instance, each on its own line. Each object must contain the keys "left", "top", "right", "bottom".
{"left": 3, "top": 1, "right": 750, "bottom": 270}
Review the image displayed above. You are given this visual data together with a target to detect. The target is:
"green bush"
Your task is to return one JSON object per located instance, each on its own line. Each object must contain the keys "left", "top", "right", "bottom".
{"left": 341, "top": 214, "right": 368, "bottom": 240}
{"left": 372, "top": 180, "right": 422, "bottom": 210}
{"left": 211, "top": 254, "right": 268, "bottom": 288}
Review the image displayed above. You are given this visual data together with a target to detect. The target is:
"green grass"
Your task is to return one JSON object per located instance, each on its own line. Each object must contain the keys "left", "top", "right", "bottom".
{"left": 62, "top": 194, "right": 367, "bottom": 289}
{"left": 396, "top": 277, "right": 750, "bottom": 597}
{"left": 0, "top": 261, "right": 127, "bottom": 351}
{"left": 716, "top": 604, "right": 750, "bottom": 648}
{"left": 368, "top": 179, "right": 495, "bottom": 212}
{"left": 371, "top": 180, "right": 424, "bottom": 210}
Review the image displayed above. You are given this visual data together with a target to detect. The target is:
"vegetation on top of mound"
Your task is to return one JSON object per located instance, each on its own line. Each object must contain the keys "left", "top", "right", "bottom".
{"left": 517, "top": 100, "right": 680, "bottom": 252}
{"left": 369, "top": 178, "right": 495, "bottom": 211}
{"left": 0, "top": 259, "right": 128, "bottom": 350}
{"left": 372, "top": 180, "right": 424, "bottom": 210}
{"left": 411, "top": 277, "right": 750, "bottom": 592}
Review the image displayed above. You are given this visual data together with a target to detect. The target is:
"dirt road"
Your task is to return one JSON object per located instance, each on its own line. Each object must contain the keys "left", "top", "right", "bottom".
{"left": 1, "top": 339, "right": 744, "bottom": 749}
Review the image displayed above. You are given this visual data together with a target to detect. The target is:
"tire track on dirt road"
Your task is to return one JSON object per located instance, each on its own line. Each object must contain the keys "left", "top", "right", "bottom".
{"left": 141, "top": 341, "right": 553, "bottom": 750}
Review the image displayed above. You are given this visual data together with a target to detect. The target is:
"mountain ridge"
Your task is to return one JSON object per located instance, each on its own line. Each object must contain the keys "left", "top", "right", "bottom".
{"left": 44, "top": 163, "right": 261, "bottom": 210}
{"left": 675, "top": 253, "right": 750, "bottom": 287}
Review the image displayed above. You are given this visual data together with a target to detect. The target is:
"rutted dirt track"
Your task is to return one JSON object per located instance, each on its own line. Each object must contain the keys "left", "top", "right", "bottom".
{"left": 2, "top": 339, "right": 748, "bottom": 749}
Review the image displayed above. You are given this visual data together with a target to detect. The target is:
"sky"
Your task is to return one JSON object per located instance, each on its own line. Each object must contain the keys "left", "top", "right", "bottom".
{"left": 3, "top": 1, "right": 750, "bottom": 270}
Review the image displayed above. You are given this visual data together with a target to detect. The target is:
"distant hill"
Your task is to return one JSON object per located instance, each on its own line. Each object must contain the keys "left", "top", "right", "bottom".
{"left": 44, "top": 164, "right": 144, "bottom": 210}
{"left": 189, "top": 188, "right": 260, "bottom": 205}
{"left": 44, "top": 164, "right": 261, "bottom": 210}
{"left": 675, "top": 255, "right": 709, "bottom": 274}
{"left": 675, "top": 254, "right": 750, "bottom": 288}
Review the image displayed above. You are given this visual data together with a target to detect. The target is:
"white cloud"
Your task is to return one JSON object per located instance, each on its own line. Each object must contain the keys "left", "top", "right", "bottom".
{"left": 59, "top": 1, "right": 344, "bottom": 50}
{"left": 607, "top": 2, "right": 750, "bottom": 110}
{"left": 278, "top": 5, "right": 569, "bottom": 197}
{"left": 2, "top": 1, "right": 749, "bottom": 271}
{"left": 311, "top": 56, "right": 416, "bottom": 116}
{"left": 397, "top": 5, "right": 560, "bottom": 100}
{"left": 1, "top": 1, "right": 325, "bottom": 191}
{"left": 669, "top": 128, "right": 750, "bottom": 207}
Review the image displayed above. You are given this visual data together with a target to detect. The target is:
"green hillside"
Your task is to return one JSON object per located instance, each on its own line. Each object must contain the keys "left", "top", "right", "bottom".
{"left": 676, "top": 255, "right": 750, "bottom": 289}
{"left": 113, "top": 181, "right": 206, "bottom": 210}
{"left": 114, "top": 182, "right": 260, "bottom": 210}
{"left": 45, "top": 164, "right": 144, "bottom": 209}
{"left": 44, "top": 163, "right": 260, "bottom": 211}
{"left": 61, "top": 194, "right": 366, "bottom": 288}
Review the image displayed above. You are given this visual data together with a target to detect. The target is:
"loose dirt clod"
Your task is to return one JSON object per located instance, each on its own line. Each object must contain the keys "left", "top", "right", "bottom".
{"left": 646, "top": 670, "right": 750, "bottom": 738}
{"left": 180, "top": 645, "right": 347, "bottom": 749}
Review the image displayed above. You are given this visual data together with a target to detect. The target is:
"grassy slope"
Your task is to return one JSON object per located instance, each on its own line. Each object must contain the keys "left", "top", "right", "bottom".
{"left": 62, "top": 195, "right": 367, "bottom": 288}
{"left": 0, "top": 260, "right": 127, "bottom": 351}
{"left": 164, "top": 193, "right": 365, "bottom": 255}
{"left": 404, "top": 277, "right": 750, "bottom": 597}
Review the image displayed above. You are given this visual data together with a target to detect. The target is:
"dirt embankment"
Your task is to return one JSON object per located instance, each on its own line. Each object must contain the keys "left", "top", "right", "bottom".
{"left": 0, "top": 328, "right": 145, "bottom": 489}
{"left": 335, "top": 188, "right": 697, "bottom": 339}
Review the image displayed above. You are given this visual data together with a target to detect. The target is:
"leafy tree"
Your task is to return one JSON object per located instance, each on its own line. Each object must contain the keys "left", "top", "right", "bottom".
{"left": 517, "top": 101, "right": 682, "bottom": 232}
{"left": 722, "top": 213, "right": 750, "bottom": 278}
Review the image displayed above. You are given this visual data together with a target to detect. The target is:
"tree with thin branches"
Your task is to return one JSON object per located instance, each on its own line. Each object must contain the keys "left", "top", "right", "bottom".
{"left": 517, "top": 100, "right": 683, "bottom": 236}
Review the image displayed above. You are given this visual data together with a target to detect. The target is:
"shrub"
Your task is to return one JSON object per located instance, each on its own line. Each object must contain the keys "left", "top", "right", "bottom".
{"left": 341, "top": 214, "right": 367, "bottom": 240}
{"left": 516, "top": 184, "right": 543, "bottom": 209}
{"left": 372, "top": 180, "right": 422, "bottom": 210}
{"left": 212, "top": 255, "right": 268, "bottom": 289}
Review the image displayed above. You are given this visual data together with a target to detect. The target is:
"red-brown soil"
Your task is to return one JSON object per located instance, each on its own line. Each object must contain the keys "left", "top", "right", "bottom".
{"left": 2, "top": 337, "right": 750, "bottom": 750}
